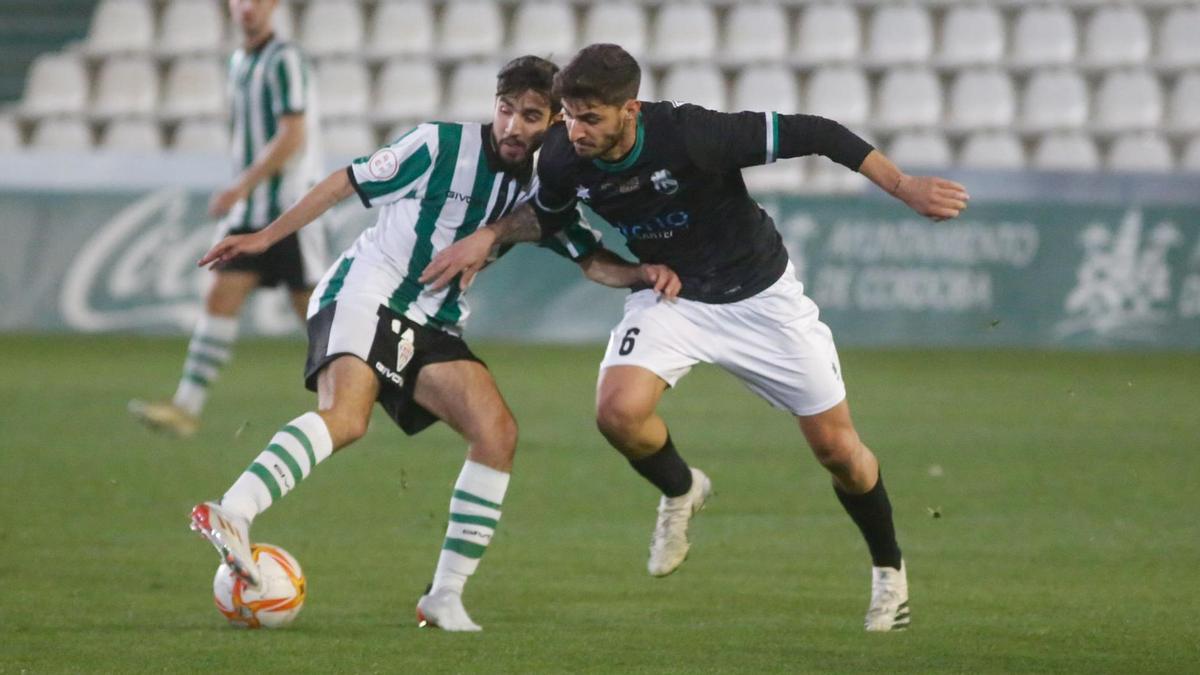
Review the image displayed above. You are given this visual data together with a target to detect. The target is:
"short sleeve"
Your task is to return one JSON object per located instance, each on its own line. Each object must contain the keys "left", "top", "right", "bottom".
{"left": 268, "top": 45, "right": 308, "bottom": 116}
{"left": 347, "top": 124, "right": 436, "bottom": 208}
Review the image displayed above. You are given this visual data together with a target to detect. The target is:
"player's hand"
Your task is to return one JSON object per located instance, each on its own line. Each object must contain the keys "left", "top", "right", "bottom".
{"left": 208, "top": 185, "right": 246, "bottom": 217}
{"left": 895, "top": 176, "right": 969, "bottom": 221}
{"left": 198, "top": 232, "right": 269, "bottom": 268}
{"left": 420, "top": 227, "right": 497, "bottom": 291}
{"left": 639, "top": 263, "right": 682, "bottom": 301}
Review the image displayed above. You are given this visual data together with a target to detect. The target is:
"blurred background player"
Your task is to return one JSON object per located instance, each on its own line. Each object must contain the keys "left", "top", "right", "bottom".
{"left": 129, "top": 0, "right": 326, "bottom": 437}
{"left": 189, "top": 56, "right": 680, "bottom": 632}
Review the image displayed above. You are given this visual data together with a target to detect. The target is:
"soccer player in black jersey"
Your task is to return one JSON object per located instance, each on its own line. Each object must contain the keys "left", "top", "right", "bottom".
{"left": 421, "top": 44, "right": 969, "bottom": 632}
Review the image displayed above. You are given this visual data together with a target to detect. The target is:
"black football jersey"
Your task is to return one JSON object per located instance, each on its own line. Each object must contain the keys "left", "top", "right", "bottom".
{"left": 532, "top": 101, "right": 874, "bottom": 303}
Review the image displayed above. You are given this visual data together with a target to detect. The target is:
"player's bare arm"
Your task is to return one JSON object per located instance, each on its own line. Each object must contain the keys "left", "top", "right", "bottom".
{"left": 577, "top": 249, "right": 681, "bottom": 300}
{"left": 200, "top": 167, "right": 353, "bottom": 268}
{"left": 857, "top": 149, "right": 970, "bottom": 222}
{"left": 420, "top": 203, "right": 543, "bottom": 291}
{"left": 208, "top": 113, "right": 307, "bottom": 217}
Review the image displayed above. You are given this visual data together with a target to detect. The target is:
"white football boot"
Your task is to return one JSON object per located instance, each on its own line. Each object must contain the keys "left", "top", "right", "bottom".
{"left": 416, "top": 589, "right": 483, "bottom": 632}
{"left": 647, "top": 468, "right": 712, "bottom": 577}
{"left": 128, "top": 399, "right": 199, "bottom": 438}
{"left": 864, "top": 561, "right": 910, "bottom": 632}
{"left": 190, "top": 501, "right": 261, "bottom": 589}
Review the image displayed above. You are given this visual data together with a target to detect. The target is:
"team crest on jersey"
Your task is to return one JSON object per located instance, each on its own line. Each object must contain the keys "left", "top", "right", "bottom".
{"left": 651, "top": 169, "right": 679, "bottom": 195}
{"left": 367, "top": 148, "right": 399, "bottom": 181}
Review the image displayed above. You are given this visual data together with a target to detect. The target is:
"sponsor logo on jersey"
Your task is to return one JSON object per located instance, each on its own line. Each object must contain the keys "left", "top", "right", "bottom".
{"left": 651, "top": 169, "right": 679, "bottom": 195}
{"left": 446, "top": 190, "right": 473, "bottom": 203}
{"left": 613, "top": 210, "right": 691, "bottom": 240}
{"left": 367, "top": 149, "right": 400, "bottom": 180}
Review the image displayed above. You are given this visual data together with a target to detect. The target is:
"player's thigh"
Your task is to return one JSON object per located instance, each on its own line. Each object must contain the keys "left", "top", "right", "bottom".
{"left": 413, "top": 360, "right": 517, "bottom": 463}
{"left": 598, "top": 290, "right": 702, "bottom": 393}
{"left": 205, "top": 270, "right": 260, "bottom": 315}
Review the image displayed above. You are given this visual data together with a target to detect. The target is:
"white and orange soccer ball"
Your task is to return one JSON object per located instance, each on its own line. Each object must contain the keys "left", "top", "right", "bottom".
{"left": 212, "top": 543, "right": 306, "bottom": 628}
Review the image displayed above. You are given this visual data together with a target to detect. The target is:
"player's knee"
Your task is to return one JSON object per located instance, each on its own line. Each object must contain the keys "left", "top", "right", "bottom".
{"left": 809, "top": 431, "right": 861, "bottom": 473}
{"left": 319, "top": 408, "right": 369, "bottom": 449}
{"left": 595, "top": 396, "right": 650, "bottom": 442}
{"left": 468, "top": 411, "right": 518, "bottom": 470}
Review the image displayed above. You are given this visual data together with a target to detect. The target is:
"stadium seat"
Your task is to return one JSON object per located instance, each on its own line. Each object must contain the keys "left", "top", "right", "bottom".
{"left": 805, "top": 66, "right": 870, "bottom": 128}
{"left": 0, "top": 116, "right": 22, "bottom": 152}
{"left": 651, "top": 3, "right": 719, "bottom": 63}
{"left": 299, "top": 0, "right": 364, "bottom": 58}
{"left": 91, "top": 57, "right": 159, "bottom": 118}
{"left": 315, "top": 59, "right": 369, "bottom": 119}
{"left": 886, "top": 130, "right": 952, "bottom": 169}
{"left": 158, "top": 0, "right": 225, "bottom": 56}
{"left": 1158, "top": 6, "right": 1200, "bottom": 68}
{"left": 510, "top": 1, "right": 576, "bottom": 60}
{"left": 1167, "top": 72, "right": 1200, "bottom": 133}
{"left": 1011, "top": 6, "right": 1077, "bottom": 67}
{"left": 731, "top": 65, "right": 799, "bottom": 114}
{"left": 161, "top": 58, "right": 224, "bottom": 119}
{"left": 30, "top": 118, "right": 93, "bottom": 151}
{"left": 660, "top": 64, "right": 726, "bottom": 112}
{"left": 937, "top": 5, "right": 1005, "bottom": 67}
{"left": 742, "top": 161, "right": 804, "bottom": 194}
{"left": 323, "top": 120, "right": 376, "bottom": 162}
{"left": 874, "top": 67, "right": 942, "bottom": 130}
{"left": 1020, "top": 69, "right": 1089, "bottom": 132}
{"left": 1092, "top": 71, "right": 1162, "bottom": 133}
{"left": 374, "top": 60, "right": 440, "bottom": 123}
{"left": 365, "top": 1, "right": 434, "bottom": 58}
{"left": 723, "top": 3, "right": 789, "bottom": 64}
{"left": 173, "top": 118, "right": 230, "bottom": 153}
{"left": 793, "top": 4, "right": 860, "bottom": 65}
{"left": 439, "top": 0, "right": 504, "bottom": 59}
{"left": 865, "top": 5, "right": 933, "bottom": 65}
{"left": 100, "top": 118, "right": 162, "bottom": 152}
{"left": 1031, "top": 132, "right": 1099, "bottom": 171}
{"left": 958, "top": 132, "right": 1025, "bottom": 170}
{"left": 20, "top": 52, "right": 89, "bottom": 117}
{"left": 85, "top": 0, "right": 155, "bottom": 55}
{"left": 1107, "top": 133, "right": 1173, "bottom": 173}
{"left": 637, "top": 68, "right": 659, "bottom": 102}
{"left": 445, "top": 61, "right": 503, "bottom": 122}
{"left": 581, "top": 3, "right": 648, "bottom": 59}
{"left": 1082, "top": 6, "right": 1150, "bottom": 68}
{"left": 1181, "top": 136, "right": 1200, "bottom": 172}
{"left": 945, "top": 69, "right": 1015, "bottom": 131}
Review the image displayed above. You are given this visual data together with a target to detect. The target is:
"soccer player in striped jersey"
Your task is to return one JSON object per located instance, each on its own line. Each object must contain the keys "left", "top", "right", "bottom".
{"left": 130, "top": 0, "right": 327, "bottom": 437}
{"left": 188, "top": 56, "right": 680, "bottom": 632}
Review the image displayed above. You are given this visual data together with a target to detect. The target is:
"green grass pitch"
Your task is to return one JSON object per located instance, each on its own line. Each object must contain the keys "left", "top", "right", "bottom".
{"left": 0, "top": 335, "right": 1197, "bottom": 673}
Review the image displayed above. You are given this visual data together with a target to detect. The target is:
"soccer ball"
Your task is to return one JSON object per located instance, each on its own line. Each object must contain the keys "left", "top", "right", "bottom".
{"left": 212, "top": 543, "right": 306, "bottom": 628}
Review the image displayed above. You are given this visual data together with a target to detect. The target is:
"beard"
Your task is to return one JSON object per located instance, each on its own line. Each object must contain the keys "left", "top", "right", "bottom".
{"left": 574, "top": 115, "right": 627, "bottom": 159}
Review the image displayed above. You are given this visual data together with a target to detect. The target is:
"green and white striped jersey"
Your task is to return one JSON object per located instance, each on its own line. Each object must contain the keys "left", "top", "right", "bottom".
{"left": 318, "top": 121, "right": 601, "bottom": 334}
{"left": 224, "top": 35, "right": 322, "bottom": 233}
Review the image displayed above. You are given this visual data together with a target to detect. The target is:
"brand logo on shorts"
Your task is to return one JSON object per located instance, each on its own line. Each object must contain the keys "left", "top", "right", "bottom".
{"left": 366, "top": 149, "right": 400, "bottom": 181}
{"left": 375, "top": 361, "right": 404, "bottom": 387}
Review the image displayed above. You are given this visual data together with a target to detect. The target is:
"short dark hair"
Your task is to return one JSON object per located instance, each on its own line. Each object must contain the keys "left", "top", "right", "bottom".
{"left": 553, "top": 43, "right": 641, "bottom": 106}
{"left": 496, "top": 55, "right": 561, "bottom": 113}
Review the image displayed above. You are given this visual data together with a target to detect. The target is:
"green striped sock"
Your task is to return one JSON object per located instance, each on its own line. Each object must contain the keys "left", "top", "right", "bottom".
{"left": 430, "top": 461, "right": 510, "bottom": 595}
{"left": 173, "top": 313, "right": 238, "bottom": 416}
{"left": 219, "top": 412, "right": 333, "bottom": 523}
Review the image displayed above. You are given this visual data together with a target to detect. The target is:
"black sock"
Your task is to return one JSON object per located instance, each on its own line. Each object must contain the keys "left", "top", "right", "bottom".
{"left": 834, "top": 471, "right": 903, "bottom": 570}
{"left": 628, "top": 435, "right": 693, "bottom": 498}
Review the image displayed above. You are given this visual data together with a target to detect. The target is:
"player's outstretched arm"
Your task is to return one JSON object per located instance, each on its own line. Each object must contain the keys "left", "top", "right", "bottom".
{"left": 420, "top": 204, "right": 544, "bottom": 291}
{"left": 199, "top": 167, "right": 354, "bottom": 268}
{"left": 209, "top": 114, "right": 307, "bottom": 217}
{"left": 577, "top": 249, "right": 681, "bottom": 300}
{"left": 858, "top": 150, "right": 970, "bottom": 221}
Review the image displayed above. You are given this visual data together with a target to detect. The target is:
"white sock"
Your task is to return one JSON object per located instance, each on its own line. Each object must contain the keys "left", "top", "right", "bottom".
{"left": 173, "top": 313, "right": 239, "bottom": 416}
{"left": 430, "top": 460, "right": 510, "bottom": 595}
{"left": 220, "top": 412, "right": 333, "bottom": 524}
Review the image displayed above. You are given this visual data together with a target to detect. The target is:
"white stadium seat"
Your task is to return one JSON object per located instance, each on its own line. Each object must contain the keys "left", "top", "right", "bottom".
{"left": 865, "top": 5, "right": 933, "bottom": 65}
{"left": 731, "top": 65, "right": 799, "bottom": 114}
{"left": 938, "top": 5, "right": 1005, "bottom": 67}
{"left": 366, "top": 1, "right": 434, "bottom": 58}
{"left": 1092, "top": 71, "right": 1162, "bottom": 133}
{"left": 958, "top": 132, "right": 1025, "bottom": 170}
{"left": 92, "top": 57, "right": 159, "bottom": 118}
{"left": 637, "top": 68, "right": 659, "bottom": 102}
{"left": 315, "top": 59, "right": 369, "bottom": 119}
{"left": 30, "top": 118, "right": 93, "bottom": 151}
{"left": 159, "top": 0, "right": 225, "bottom": 56}
{"left": 1032, "top": 132, "right": 1099, "bottom": 171}
{"left": 723, "top": 3, "right": 789, "bottom": 64}
{"left": 374, "top": 60, "right": 441, "bottom": 123}
{"left": 1020, "top": 69, "right": 1089, "bottom": 132}
{"left": 652, "top": 3, "right": 718, "bottom": 63}
{"left": 945, "top": 69, "right": 1015, "bottom": 130}
{"left": 1011, "top": 6, "right": 1077, "bottom": 67}
{"left": 86, "top": 0, "right": 155, "bottom": 55}
{"left": 1181, "top": 136, "right": 1200, "bottom": 172}
{"left": 510, "top": 1, "right": 576, "bottom": 60}
{"left": 887, "top": 130, "right": 952, "bottom": 169}
{"left": 742, "top": 161, "right": 804, "bottom": 194}
{"left": 805, "top": 66, "right": 870, "bottom": 128}
{"left": 793, "top": 4, "right": 860, "bottom": 64}
{"left": 439, "top": 0, "right": 504, "bottom": 59}
{"left": 322, "top": 120, "right": 376, "bottom": 162}
{"left": 660, "top": 64, "right": 726, "bottom": 112}
{"left": 101, "top": 118, "right": 162, "bottom": 152}
{"left": 445, "top": 61, "right": 502, "bottom": 122}
{"left": 0, "top": 116, "right": 22, "bottom": 152}
{"left": 874, "top": 67, "right": 942, "bottom": 130}
{"left": 173, "top": 118, "right": 230, "bottom": 153}
{"left": 299, "top": 0, "right": 364, "bottom": 58}
{"left": 1082, "top": 6, "right": 1150, "bottom": 68}
{"left": 1167, "top": 72, "right": 1200, "bottom": 133}
{"left": 1158, "top": 7, "right": 1200, "bottom": 68}
{"left": 161, "top": 58, "right": 224, "bottom": 119}
{"left": 21, "top": 52, "right": 89, "bottom": 116}
{"left": 1107, "top": 133, "right": 1173, "bottom": 173}
{"left": 581, "top": 3, "right": 647, "bottom": 59}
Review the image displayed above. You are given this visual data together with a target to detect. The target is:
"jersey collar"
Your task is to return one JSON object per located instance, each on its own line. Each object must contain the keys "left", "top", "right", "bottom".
{"left": 592, "top": 112, "right": 644, "bottom": 173}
